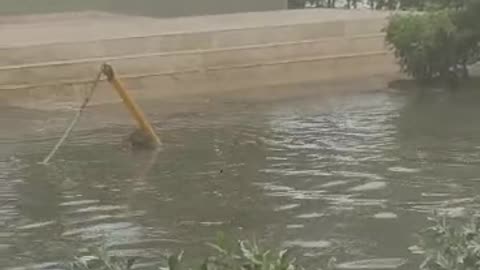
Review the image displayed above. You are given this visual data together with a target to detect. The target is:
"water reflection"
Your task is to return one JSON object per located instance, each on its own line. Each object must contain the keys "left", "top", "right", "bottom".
{"left": 3, "top": 89, "right": 480, "bottom": 269}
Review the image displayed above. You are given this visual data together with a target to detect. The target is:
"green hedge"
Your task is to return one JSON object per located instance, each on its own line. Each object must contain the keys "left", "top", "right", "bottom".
{"left": 384, "top": 0, "right": 480, "bottom": 84}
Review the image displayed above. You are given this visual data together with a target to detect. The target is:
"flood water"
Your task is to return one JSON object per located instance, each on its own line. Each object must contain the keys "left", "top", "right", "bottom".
{"left": 2, "top": 87, "right": 480, "bottom": 270}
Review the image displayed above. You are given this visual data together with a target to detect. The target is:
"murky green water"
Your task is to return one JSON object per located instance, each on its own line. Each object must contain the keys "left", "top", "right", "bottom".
{"left": 3, "top": 88, "right": 480, "bottom": 270}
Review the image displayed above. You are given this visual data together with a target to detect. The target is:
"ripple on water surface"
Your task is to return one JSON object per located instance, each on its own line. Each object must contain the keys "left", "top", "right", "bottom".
{"left": 4, "top": 91, "right": 480, "bottom": 269}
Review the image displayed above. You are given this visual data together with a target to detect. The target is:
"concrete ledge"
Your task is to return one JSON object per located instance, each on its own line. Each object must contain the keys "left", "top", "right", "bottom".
{"left": 0, "top": 9, "right": 391, "bottom": 47}
{"left": 0, "top": 51, "right": 398, "bottom": 107}
{"left": 0, "top": 34, "right": 386, "bottom": 85}
{"left": 0, "top": 18, "right": 387, "bottom": 66}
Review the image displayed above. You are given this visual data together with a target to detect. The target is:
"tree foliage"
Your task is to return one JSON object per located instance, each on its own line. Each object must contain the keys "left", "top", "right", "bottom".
{"left": 288, "top": 0, "right": 480, "bottom": 84}
{"left": 287, "top": 0, "right": 478, "bottom": 10}
{"left": 288, "top": 0, "right": 337, "bottom": 8}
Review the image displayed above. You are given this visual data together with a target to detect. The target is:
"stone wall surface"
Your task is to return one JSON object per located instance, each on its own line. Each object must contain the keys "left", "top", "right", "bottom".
{"left": 0, "top": 9, "right": 398, "bottom": 107}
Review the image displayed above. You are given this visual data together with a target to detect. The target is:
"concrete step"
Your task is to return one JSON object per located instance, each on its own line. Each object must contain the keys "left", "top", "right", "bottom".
{"left": 0, "top": 34, "right": 386, "bottom": 86}
{"left": 0, "top": 18, "right": 387, "bottom": 66}
{"left": 0, "top": 51, "right": 398, "bottom": 108}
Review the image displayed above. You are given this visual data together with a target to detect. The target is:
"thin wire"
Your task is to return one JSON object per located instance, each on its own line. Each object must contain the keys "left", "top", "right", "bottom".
{"left": 41, "top": 69, "right": 103, "bottom": 165}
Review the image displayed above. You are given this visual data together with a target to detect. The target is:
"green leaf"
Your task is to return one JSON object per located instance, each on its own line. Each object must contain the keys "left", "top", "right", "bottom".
{"left": 208, "top": 243, "right": 229, "bottom": 255}
{"left": 168, "top": 251, "right": 184, "bottom": 270}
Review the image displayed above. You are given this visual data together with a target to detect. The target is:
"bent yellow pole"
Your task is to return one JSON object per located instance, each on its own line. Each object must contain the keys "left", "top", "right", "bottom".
{"left": 102, "top": 64, "right": 161, "bottom": 147}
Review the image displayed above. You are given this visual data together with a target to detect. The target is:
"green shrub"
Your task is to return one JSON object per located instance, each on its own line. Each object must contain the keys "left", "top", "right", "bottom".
{"left": 453, "top": 0, "right": 480, "bottom": 64}
{"left": 385, "top": 11, "right": 459, "bottom": 83}
{"left": 385, "top": 1, "right": 480, "bottom": 84}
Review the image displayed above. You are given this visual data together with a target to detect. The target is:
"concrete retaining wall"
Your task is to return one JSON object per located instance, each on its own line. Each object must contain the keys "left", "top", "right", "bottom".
{"left": 0, "top": 9, "right": 398, "bottom": 107}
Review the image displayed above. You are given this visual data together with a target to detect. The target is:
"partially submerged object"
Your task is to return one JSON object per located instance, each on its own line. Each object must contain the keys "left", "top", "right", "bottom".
{"left": 124, "top": 128, "right": 159, "bottom": 150}
{"left": 102, "top": 64, "right": 161, "bottom": 148}
{"left": 41, "top": 63, "right": 161, "bottom": 164}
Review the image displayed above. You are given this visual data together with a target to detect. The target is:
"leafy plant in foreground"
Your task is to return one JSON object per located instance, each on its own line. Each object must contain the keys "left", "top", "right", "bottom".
{"left": 170, "top": 233, "right": 326, "bottom": 270}
{"left": 68, "top": 234, "right": 336, "bottom": 270}
{"left": 67, "top": 246, "right": 136, "bottom": 270}
{"left": 67, "top": 212, "right": 480, "bottom": 270}
{"left": 417, "top": 213, "right": 480, "bottom": 270}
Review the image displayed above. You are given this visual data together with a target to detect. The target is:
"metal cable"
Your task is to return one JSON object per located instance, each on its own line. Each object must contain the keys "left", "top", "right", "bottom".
{"left": 41, "top": 68, "right": 103, "bottom": 165}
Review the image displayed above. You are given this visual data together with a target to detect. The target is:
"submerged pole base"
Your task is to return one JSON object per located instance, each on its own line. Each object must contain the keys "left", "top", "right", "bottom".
{"left": 102, "top": 63, "right": 162, "bottom": 148}
{"left": 124, "top": 129, "right": 160, "bottom": 150}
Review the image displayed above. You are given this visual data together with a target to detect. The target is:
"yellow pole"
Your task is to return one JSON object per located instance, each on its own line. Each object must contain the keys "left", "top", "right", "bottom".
{"left": 102, "top": 64, "right": 161, "bottom": 147}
